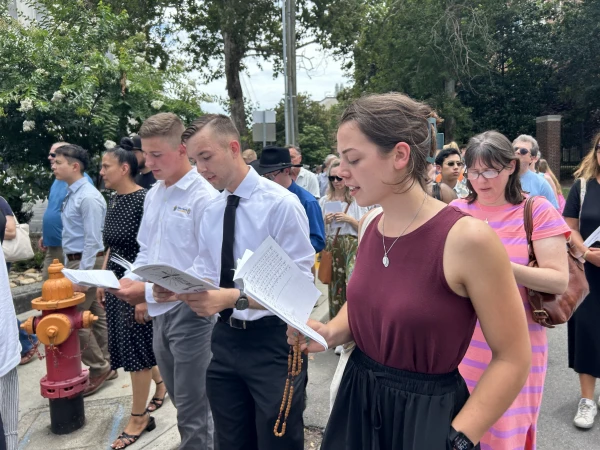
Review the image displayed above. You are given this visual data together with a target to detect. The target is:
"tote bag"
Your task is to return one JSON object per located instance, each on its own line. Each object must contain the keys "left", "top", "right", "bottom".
{"left": 2, "top": 215, "right": 35, "bottom": 262}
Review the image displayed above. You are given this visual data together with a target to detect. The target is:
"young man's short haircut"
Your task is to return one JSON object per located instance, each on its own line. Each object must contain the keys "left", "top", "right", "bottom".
{"left": 139, "top": 113, "right": 185, "bottom": 149}
{"left": 55, "top": 144, "right": 89, "bottom": 172}
{"left": 182, "top": 114, "right": 240, "bottom": 145}
{"left": 435, "top": 148, "right": 461, "bottom": 166}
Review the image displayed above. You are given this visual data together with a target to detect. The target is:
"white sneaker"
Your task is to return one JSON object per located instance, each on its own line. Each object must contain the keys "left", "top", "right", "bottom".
{"left": 334, "top": 345, "right": 343, "bottom": 355}
{"left": 574, "top": 398, "right": 597, "bottom": 429}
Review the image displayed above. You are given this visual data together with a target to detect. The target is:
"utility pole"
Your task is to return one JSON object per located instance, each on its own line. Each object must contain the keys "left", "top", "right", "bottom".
{"left": 282, "top": 0, "right": 298, "bottom": 147}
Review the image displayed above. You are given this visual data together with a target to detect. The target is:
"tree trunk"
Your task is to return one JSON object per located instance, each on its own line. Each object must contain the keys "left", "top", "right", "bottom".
{"left": 223, "top": 31, "right": 247, "bottom": 141}
{"left": 444, "top": 78, "right": 456, "bottom": 143}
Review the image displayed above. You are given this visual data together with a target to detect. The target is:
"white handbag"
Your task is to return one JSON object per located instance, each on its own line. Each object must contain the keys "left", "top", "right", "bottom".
{"left": 2, "top": 215, "right": 35, "bottom": 262}
{"left": 329, "top": 206, "right": 382, "bottom": 411}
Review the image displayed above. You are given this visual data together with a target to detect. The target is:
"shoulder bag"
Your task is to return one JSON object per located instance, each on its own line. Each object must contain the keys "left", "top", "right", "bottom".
{"left": 2, "top": 215, "right": 35, "bottom": 263}
{"left": 329, "top": 206, "right": 382, "bottom": 410}
{"left": 318, "top": 202, "right": 351, "bottom": 285}
{"left": 524, "top": 196, "right": 589, "bottom": 328}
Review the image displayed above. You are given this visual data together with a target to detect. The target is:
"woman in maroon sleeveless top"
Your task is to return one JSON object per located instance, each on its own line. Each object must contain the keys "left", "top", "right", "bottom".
{"left": 288, "top": 93, "right": 531, "bottom": 450}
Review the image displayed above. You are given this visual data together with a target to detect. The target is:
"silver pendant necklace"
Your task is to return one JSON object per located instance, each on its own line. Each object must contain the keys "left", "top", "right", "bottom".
{"left": 381, "top": 192, "right": 428, "bottom": 267}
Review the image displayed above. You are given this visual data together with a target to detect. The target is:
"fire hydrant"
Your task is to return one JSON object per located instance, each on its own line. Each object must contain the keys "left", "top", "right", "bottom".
{"left": 20, "top": 259, "right": 98, "bottom": 435}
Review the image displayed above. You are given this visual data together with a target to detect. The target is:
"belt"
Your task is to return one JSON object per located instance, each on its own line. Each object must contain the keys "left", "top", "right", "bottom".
{"left": 66, "top": 251, "right": 104, "bottom": 261}
{"left": 218, "top": 315, "right": 285, "bottom": 330}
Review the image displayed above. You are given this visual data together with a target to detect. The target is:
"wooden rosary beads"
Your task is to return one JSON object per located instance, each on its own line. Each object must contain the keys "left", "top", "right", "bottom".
{"left": 273, "top": 337, "right": 303, "bottom": 437}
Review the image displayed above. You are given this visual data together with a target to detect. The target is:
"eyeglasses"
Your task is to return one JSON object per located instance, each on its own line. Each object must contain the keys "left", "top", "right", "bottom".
{"left": 514, "top": 147, "right": 530, "bottom": 156}
{"left": 445, "top": 161, "right": 464, "bottom": 167}
{"left": 466, "top": 169, "right": 504, "bottom": 180}
{"left": 329, "top": 176, "right": 343, "bottom": 182}
{"left": 264, "top": 170, "right": 282, "bottom": 181}
{"left": 49, "top": 153, "right": 56, "bottom": 158}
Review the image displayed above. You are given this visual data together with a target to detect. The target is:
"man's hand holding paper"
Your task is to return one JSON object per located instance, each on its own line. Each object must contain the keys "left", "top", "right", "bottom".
{"left": 179, "top": 289, "right": 239, "bottom": 317}
{"left": 108, "top": 278, "right": 146, "bottom": 305}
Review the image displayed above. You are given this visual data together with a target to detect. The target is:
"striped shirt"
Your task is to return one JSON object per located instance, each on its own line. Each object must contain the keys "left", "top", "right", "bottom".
{"left": 450, "top": 196, "right": 570, "bottom": 450}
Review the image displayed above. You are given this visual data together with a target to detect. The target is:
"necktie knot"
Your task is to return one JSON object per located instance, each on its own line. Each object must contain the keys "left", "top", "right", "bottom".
{"left": 227, "top": 194, "right": 240, "bottom": 207}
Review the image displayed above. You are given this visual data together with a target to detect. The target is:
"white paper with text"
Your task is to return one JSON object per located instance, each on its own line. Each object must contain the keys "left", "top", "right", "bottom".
{"left": 61, "top": 269, "right": 121, "bottom": 289}
{"left": 111, "top": 255, "right": 219, "bottom": 294}
{"left": 234, "top": 237, "right": 327, "bottom": 349}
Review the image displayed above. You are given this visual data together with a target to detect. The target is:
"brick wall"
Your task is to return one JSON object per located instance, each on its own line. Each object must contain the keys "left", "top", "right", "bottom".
{"left": 536, "top": 115, "right": 562, "bottom": 182}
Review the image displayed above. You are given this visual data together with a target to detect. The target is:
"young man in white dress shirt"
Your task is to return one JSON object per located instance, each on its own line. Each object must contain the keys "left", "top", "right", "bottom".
{"left": 288, "top": 145, "right": 320, "bottom": 198}
{"left": 107, "top": 113, "right": 219, "bottom": 449}
{"left": 155, "top": 114, "right": 315, "bottom": 450}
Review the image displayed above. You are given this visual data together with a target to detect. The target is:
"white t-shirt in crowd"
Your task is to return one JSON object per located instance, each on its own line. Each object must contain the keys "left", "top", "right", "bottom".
{"left": 0, "top": 249, "right": 21, "bottom": 378}
{"left": 296, "top": 168, "right": 320, "bottom": 199}
{"left": 124, "top": 168, "right": 219, "bottom": 317}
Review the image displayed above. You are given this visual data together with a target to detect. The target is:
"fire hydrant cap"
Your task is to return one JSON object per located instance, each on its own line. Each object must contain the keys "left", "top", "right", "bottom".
{"left": 36, "top": 314, "right": 72, "bottom": 346}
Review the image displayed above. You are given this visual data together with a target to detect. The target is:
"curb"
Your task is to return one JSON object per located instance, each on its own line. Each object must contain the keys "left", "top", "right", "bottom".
{"left": 11, "top": 282, "right": 43, "bottom": 315}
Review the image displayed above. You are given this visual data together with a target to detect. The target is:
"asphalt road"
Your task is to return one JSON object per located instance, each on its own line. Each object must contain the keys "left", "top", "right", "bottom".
{"left": 538, "top": 324, "right": 600, "bottom": 449}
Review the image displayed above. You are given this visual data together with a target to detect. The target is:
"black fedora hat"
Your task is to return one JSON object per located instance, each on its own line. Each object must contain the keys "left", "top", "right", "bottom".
{"left": 253, "top": 146, "right": 301, "bottom": 175}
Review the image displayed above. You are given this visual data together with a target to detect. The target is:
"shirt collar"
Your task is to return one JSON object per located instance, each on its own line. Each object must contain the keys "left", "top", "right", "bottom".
{"left": 68, "top": 177, "right": 88, "bottom": 193}
{"left": 228, "top": 166, "right": 258, "bottom": 200}
{"left": 156, "top": 168, "right": 199, "bottom": 191}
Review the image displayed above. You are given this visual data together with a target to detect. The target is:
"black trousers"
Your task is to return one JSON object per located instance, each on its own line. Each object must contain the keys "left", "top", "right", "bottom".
{"left": 0, "top": 412, "right": 6, "bottom": 450}
{"left": 207, "top": 319, "right": 307, "bottom": 450}
{"left": 322, "top": 347, "right": 480, "bottom": 450}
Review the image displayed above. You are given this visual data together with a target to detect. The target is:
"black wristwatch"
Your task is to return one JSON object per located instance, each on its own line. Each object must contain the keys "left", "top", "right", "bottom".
{"left": 448, "top": 426, "right": 474, "bottom": 450}
{"left": 234, "top": 290, "right": 249, "bottom": 311}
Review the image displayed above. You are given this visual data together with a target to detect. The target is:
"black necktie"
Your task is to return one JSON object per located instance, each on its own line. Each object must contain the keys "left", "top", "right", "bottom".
{"left": 219, "top": 194, "right": 240, "bottom": 320}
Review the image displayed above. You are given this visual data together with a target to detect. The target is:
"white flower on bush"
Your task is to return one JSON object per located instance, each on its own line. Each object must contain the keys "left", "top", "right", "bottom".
{"left": 35, "top": 68, "right": 48, "bottom": 76}
{"left": 51, "top": 91, "right": 65, "bottom": 102}
{"left": 135, "top": 56, "right": 145, "bottom": 65}
{"left": 128, "top": 117, "right": 139, "bottom": 126}
{"left": 151, "top": 100, "right": 164, "bottom": 110}
{"left": 104, "top": 140, "right": 117, "bottom": 149}
{"left": 23, "top": 120, "right": 35, "bottom": 132}
{"left": 125, "top": 80, "right": 132, "bottom": 88}
{"left": 20, "top": 98, "right": 33, "bottom": 112}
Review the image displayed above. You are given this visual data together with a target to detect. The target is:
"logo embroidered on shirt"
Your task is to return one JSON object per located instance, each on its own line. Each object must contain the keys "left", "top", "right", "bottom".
{"left": 173, "top": 205, "right": 191, "bottom": 215}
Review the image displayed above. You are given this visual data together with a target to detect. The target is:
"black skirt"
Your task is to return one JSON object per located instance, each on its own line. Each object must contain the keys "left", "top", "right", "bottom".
{"left": 322, "top": 347, "right": 479, "bottom": 450}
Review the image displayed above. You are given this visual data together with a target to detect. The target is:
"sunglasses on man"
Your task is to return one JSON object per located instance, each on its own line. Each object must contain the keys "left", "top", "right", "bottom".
{"left": 444, "top": 161, "right": 464, "bottom": 168}
{"left": 329, "top": 176, "right": 343, "bottom": 182}
{"left": 49, "top": 153, "right": 56, "bottom": 158}
{"left": 514, "top": 147, "right": 530, "bottom": 156}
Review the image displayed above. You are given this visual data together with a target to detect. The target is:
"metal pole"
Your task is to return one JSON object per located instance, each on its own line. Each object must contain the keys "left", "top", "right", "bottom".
{"left": 281, "top": 0, "right": 290, "bottom": 145}
{"left": 288, "top": 0, "right": 298, "bottom": 147}
{"left": 262, "top": 110, "right": 266, "bottom": 147}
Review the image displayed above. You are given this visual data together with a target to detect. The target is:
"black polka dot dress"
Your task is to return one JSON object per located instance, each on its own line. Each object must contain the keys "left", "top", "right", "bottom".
{"left": 103, "top": 189, "right": 157, "bottom": 372}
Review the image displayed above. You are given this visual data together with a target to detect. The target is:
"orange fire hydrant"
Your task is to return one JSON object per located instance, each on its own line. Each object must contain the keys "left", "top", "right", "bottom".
{"left": 20, "top": 259, "right": 98, "bottom": 434}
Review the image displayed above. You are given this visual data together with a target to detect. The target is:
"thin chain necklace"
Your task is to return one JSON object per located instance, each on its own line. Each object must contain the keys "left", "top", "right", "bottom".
{"left": 381, "top": 192, "right": 428, "bottom": 267}
{"left": 474, "top": 200, "right": 489, "bottom": 224}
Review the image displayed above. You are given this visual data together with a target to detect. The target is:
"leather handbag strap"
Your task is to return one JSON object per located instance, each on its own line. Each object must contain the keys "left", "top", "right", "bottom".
{"left": 523, "top": 196, "right": 536, "bottom": 263}
{"left": 579, "top": 178, "right": 586, "bottom": 222}
{"left": 331, "top": 201, "right": 351, "bottom": 247}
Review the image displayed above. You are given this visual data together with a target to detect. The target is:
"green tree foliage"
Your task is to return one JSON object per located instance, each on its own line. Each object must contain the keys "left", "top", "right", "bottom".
{"left": 0, "top": 1, "right": 204, "bottom": 218}
{"left": 173, "top": 0, "right": 364, "bottom": 138}
{"left": 274, "top": 93, "right": 337, "bottom": 167}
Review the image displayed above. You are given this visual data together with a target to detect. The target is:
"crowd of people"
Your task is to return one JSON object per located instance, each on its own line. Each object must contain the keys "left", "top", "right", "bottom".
{"left": 0, "top": 92, "right": 598, "bottom": 450}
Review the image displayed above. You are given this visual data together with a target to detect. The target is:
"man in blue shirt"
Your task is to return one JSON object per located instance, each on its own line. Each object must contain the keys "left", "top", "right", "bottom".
{"left": 39, "top": 142, "right": 93, "bottom": 279}
{"left": 253, "top": 146, "right": 326, "bottom": 253}
{"left": 53, "top": 144, "right": 114, "bottom": 396}
{"left": 513, "top": 135, "right": 559, "bottom": 208}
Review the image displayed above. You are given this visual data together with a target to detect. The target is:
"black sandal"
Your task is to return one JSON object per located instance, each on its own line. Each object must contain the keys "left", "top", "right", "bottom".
{"left": 111, "top": 412, "right": 156, "bottom": 449}
{"left": 146, "top": 380, "right": 168, "bottom": 413}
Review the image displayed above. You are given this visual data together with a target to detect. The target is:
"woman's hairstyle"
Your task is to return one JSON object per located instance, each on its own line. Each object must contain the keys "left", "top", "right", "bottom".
{"left": 573, "top": 132, "right": 600, "bottom": 181}
{"left": 104, "top": 146, "right": 139, "bottom": 179}
{"left": 326, "top": 159, "right": 353, "bottom": 204}
{"left": 339, "top": 92, "right": 441, "bottom": 193}
{"left": 464, "top": 131, "right": 525, "bottom": 205}
{"left": 443, "top": 141, "right": 460, "bottom": 151}
{"left": 537, "top": 159, "right": 561, "bottom": 192}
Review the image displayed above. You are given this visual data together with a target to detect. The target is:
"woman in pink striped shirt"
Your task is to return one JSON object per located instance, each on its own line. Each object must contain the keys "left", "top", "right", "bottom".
{"left": 451, "top": 131, "right": 570, "bottom": 450}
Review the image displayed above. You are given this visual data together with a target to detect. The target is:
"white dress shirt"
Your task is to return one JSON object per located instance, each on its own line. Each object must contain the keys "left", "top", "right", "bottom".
{"left": 296, "top": 167, "right": 320, "bottom": 198}
{"left": 189, "top": 166, "right": 315, "bottom": 321}
{"left": 124, "top": 168, "right": 219, "bottom": 317}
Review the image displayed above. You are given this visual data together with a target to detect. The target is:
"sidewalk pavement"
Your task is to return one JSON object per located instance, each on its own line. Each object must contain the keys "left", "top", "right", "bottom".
{"left": 15, "top": 281, "right": 335, "bottom": 450}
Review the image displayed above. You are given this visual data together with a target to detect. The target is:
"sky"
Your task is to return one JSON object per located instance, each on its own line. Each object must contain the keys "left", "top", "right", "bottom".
{"left": 197, "top": 43, "right": 349, "bottom": 114}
